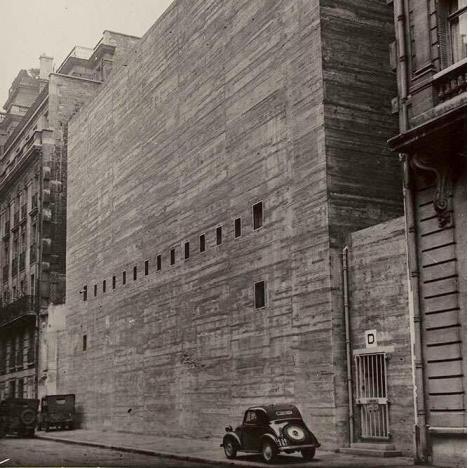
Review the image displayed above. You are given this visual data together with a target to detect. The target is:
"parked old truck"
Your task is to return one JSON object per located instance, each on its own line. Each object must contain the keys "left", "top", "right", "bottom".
{"left": 0, "top": 398, "right": 39, "bottom": 437}
{"left": 38, "top": 394, "right": 75, "bottom": 431}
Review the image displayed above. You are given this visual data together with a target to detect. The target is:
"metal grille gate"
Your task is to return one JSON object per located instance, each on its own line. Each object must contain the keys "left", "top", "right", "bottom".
{"left": 355, "top": 353, "right": 389, "bottom": 439}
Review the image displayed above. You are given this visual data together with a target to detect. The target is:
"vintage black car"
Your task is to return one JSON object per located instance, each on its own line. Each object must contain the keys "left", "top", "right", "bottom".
{"left": 38, "top": 394, "right": 75, "bottom": 431}
{"left": 0, "top": 398, "right": 39, "bottom": 437}
{"left": 221, "top": 404, "right": 320, "bottom": 463}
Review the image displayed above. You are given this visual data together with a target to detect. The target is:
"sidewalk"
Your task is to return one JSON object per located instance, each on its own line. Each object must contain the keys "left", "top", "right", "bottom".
{"left": 36, "top": 429, "right": 428, "bottom": 467}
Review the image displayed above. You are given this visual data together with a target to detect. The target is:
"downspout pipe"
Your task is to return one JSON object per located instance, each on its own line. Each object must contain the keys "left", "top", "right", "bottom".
{"left": 395, "top": 0, "right": 428, "bottom": 462}
{"left": 342, "top": 246, "right": 354, "bottom": 445}
{"left": 402, "top": 156, "right": 428, "bottom": 463}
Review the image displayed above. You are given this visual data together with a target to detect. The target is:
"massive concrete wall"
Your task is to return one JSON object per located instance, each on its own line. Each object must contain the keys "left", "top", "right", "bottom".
{"left": 347, "top": 217, "right": 413, "bottom": 454}
{"left": 63, "top": 0, "right": 335, "bottom": 443}
{"left": 61, "top": 0, "right": 403, "bottom": 449}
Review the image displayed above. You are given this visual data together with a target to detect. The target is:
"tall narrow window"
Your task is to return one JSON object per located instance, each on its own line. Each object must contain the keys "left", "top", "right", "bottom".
{"left": 94, "top": 284, "right": 97, "bottom": 297}
{"left": 199, "top": 234, "right": 206, "bottom": 253}
{"left": 122, "top": 271, "right": 127, "bottom": 285}
{"left": 102, "top": 280, "right": 106, "bottom": 293}
{"left": 254, "top": 281, "right": 266, "bottom": 309}
{"left": 216, "top": 226, "right": 222, "bottom": 245}
{"left": 82, "top": 335, "right": 87, "bottom": 351}
{"left": 31, "top": 274, "right": 35, "bottom": 297}
{"left": 112, "top": 276, "right": 116, "bottom": 289}
{"left": 145, "top": 260, "right": 149, "bottom": 275}
{"left": 133, "top": 266, "right": 137, "bottom": 281}
{"left": 185, "top": 242, "right": 190, "bottom": 259}
{"left": 170, "top": 249, "right": 175, "bottom": 265}
{"left": 157, "top": 255, "right": 161, "bottom": 271}
{"left": 234, "top": 218, "right": 242, "bottom": 238}
{"left": 253, "top": 202, "right": 263, "bottom": 230}
{"left": 448, "top": 0, "right": 467, "bottom": 63}
{"left": 82, "top": 285, "right": 87, "bottom": 301}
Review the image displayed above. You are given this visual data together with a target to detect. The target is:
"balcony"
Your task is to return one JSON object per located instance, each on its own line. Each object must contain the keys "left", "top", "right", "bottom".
{"left": 0, "top": 295, "right": 34, "bottom": 328}
{"left": 433, "top": 58, "right": 467, "bottom": 104}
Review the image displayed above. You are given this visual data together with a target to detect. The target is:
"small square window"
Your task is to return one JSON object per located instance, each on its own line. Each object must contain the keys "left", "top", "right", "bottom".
{"left": 145, "top": 260, "right": 149, "bottom": 275}
{"left": 122, "top": 271, "right": 127, "bottom": 285}
{"left": 157, "top": 255, "right": 161, "bottom": 271}
{"left": 82, "top": 285, "right": 87, "bottom": 301}
{"left": 112, "top": 276, "right": 116, "bottom": 289}
{"left": 234, "top": 218, "right": 241, "bottom": 238}
{"left": 199, "top": 234, "right": 206, "bottom": 253}
{"left": 216, "top": 226, "right": 222, "bottom": 245}
{"left": 82, "top": 334, "right": 87, "bottom": 351}
{"left": 133, "top": 266, "right": 137, "bottom": 281}
{"left": 185, "top": 242, "right": 190, "bottom": 259}
{"left": 170, "top": 248, "right": 175, "bottom": 265}
{"left": 102, "top": 280, "right": 106, "bottom": 293}
{"left": 253, "top": 202, "right": 263, "bottom": 230}
{"left": 94, "top": 284, "right": 97, "bottom": 297}
{"left": 254, "top": 281, "right": 266, "bottom": 309}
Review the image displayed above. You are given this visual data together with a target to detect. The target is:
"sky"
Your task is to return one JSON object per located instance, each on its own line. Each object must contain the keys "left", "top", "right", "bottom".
{"left": 0, "top": 0, "right": 174, "bottom": 111}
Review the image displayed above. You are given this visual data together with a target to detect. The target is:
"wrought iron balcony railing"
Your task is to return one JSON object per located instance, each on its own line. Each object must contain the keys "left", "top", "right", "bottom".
{"left": 0, "top": 295, "right": 34, "bottom": 328}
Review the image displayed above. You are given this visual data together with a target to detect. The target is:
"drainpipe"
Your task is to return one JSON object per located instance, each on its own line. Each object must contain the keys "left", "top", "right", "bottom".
{"left": 395, "top": 0, "right": 408, "bottom": 132}
{"left": 34, "top": 137, "right": 44, "bottom": 400}
{"left": 395, "top": 0, "right": 428, "bottom": 462}
{"left": 402, "top": 156, "right": 428, "bottom": 463}
{"left": 342, "top": 246, "right": 354, "bottom": 445}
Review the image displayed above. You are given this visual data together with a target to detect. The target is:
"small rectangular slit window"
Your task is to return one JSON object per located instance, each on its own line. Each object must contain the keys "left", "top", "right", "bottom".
{"left": 199, "top": 234, "right": 206, "bottom": 252}
{"left": 170, "top": 249, "right": 175, "bottom": 265}
{"left": 102, "top": 280, "right": 106, "bottom": 293}
{"left": 112, "top": 276, "right": 116, "bottom": 289}
{"left": 235, "top": 218, "right": 241, "bottom": 238}
{"left": 145, "top": 260, "right": 149, "bottom": 275}
{"left": 185, "top": 242, "right": 190, "bottom": 259}
{"left": 216, "top": 226, "right": 222, "bottom": 245}
{"left": 254, "top": 281, "right": 266, "bottom": 309}
{"left": 133, "top": 266, "right": 137, "bottom": 280}
{"left": 253, "top": 202, "right": 263, "bottom": 230}
{"left": 82, "top": 285, "right": 87, "bottom": 301}
{"left": 94, "top": 284, "right": 97, "bottom": 297}
{"left": 82, "top": 335, "right": 87, "bottom": 351}
{"left": 157, "top": 255, "right": 161, "bottom": 271}
{"left": 122, "top": 271, "right": 127, "bottom": 285}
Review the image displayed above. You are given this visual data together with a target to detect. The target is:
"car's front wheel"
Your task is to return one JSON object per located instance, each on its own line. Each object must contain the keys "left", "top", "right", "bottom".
{"left": 301, "top": 447, "right": 316, "bottom": 460}
{"left": 262, "top": 440, "right": 277, "bottom": 464}
{"left": 223, "top": 439, "right": 238, "bottom": 459}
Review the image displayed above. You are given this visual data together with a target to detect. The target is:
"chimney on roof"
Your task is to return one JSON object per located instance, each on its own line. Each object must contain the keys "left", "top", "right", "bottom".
{"left": 39, "top": 54, "right": 54, "bottom": 80}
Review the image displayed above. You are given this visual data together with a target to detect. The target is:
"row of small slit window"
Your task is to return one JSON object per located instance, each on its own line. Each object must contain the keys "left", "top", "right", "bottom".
{"left": 81, "top": 202, "right": 265, "bottom": 306}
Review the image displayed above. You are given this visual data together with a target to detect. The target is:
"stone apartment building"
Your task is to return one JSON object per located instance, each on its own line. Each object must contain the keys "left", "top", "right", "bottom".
{"left": 0, "top": 31, "right": 140, "bottom": 401}
{"left": 59, "top": 0, "right": 421, "bottom": 454}
{"left": 388, "top": 0, "right": 466, "bottom": 466}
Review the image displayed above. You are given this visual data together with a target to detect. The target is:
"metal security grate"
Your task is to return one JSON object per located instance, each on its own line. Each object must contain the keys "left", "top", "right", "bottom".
{"left": 355, "top": 353, "right": 390, "bottom": 439}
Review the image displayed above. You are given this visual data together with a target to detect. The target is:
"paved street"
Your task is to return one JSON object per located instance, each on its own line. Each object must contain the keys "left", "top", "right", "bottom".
{"left": 0, "top": 435, "right": 431, "bottom": 468}
{"left": 0, "top": 437, "right": 211, "bottom": 467}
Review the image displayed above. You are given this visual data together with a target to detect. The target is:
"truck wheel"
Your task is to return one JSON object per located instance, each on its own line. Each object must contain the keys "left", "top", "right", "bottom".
{"left": 20, "top": 408, "right": 36, "bottom": 426}
{"left": 262, "top": 440, "right": 277, "bottom": 464}
{"left": 223, "top": 439, "right": 237, "bottom": 459}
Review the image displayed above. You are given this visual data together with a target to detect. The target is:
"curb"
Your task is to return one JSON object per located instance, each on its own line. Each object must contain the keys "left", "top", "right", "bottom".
{"left": 35, "top": 434, "right": 261, "bottom": 467}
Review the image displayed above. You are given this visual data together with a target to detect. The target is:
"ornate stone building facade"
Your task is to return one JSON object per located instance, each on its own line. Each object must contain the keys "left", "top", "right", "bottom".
{"left": 0, "top": 31, "right": 140, "bottom": 401}
{"left": 388, "top": 0, "right": 466, "bottom": 466}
